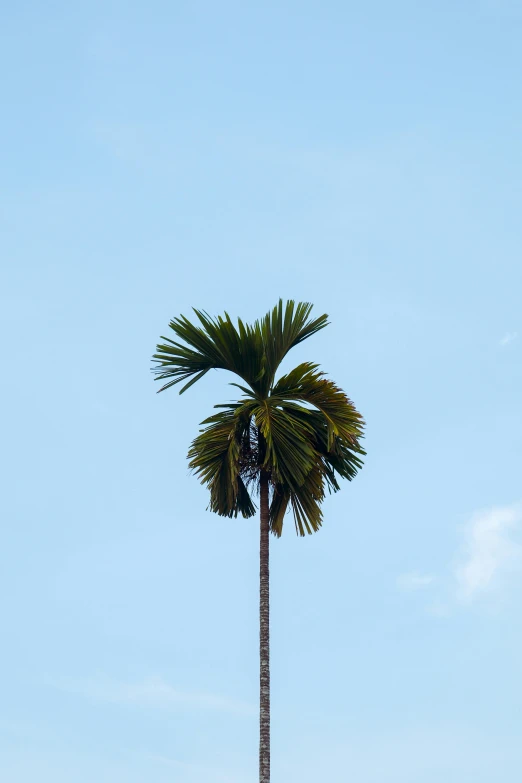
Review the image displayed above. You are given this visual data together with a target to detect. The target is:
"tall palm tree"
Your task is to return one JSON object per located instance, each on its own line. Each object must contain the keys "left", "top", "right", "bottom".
{"left": 152, "top": 300, "right": 365, "bottom": 783}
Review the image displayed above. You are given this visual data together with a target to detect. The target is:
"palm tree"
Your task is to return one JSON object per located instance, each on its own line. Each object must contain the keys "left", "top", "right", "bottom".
{"left": 152, "top": 300, "right": 365, "bottom": 783}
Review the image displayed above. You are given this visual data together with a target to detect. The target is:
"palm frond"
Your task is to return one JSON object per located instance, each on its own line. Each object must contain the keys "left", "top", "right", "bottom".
{"left": 152, "top": 300, "right": 328, "bottom": 395}
{"left": 269, "top": 463, "right": 325, "bottom": 537}
{"left": 188, "top": 404, "right": 257, "bottom": 518}
{"left": 251, "top": 399, "right": 316, "bottom": 489}
{"left": 289, "top": 462, "right": 325, "bottom": 536}
{"left": 256, "top": 301, "right": 328, "bottom": 395}
{"left": 153, "top": 309, "right": 265, "bottom": 394}
{"left": 277, "top": 404, "right": 365, "bottom": 485}
{"left": 271, "top": 362, "right": 365, "bottom": 449}
{"left": 269, "top": 483, "right": 290, "bottom": 537}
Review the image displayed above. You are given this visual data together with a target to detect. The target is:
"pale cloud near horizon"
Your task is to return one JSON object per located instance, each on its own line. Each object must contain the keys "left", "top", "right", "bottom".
{"left": 50, "top": 675, "right": 255, "bottom": 717}
{"left": 399, "top": 504, "right": 521, "bottom": 612}
{"left": 397, "top": 572, "right": 435, "bottom": 590}
{"left": 455, "top": 504, "right": 522, "bottom": 603}
{"left": 499, "top": 331, "right": 517, "bottom": 346}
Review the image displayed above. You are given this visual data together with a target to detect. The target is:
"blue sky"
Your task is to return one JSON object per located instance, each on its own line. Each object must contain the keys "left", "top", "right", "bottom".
{"left": 1, "top": 1, "right": 521, "bottom": 780}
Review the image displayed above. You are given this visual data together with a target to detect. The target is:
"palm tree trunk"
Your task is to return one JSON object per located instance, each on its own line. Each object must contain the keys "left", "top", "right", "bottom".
{"left": 259, "top": 471, "right": 270, "bottom": 783}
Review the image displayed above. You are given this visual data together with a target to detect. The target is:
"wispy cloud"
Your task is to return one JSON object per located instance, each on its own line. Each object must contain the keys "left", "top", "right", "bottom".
{"left": 499, "top": 331, "right": 517, "bottom": 347}
{"left": 399, "top": 504, "right": 522, "bottom": 614}
{"left": 397, "top": 572, "right": 435, "bottom": 590}
{"left": 455, "top": 504, "right": 522, "bottom": 603}
{"left": 51, "top": 675, "right": 254, "bottom": 716}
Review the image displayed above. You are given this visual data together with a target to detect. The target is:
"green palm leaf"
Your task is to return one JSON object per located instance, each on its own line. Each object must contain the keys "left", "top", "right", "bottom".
{"left": 152, "top": 299, "right": 328, "bottom": 396}
{"left": 271, "top": 362, "right": 365, "bottom": 449}
{"left": 188, "top": 404, "right": 257, "bottom": 518}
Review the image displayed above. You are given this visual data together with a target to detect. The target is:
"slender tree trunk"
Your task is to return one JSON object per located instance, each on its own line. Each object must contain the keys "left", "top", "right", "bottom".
{"left": 259, "top": 471, "right": 270, "bottom": 783}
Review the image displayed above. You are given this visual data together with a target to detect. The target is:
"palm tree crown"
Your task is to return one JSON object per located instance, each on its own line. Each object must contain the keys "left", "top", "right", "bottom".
{"left": 152, "top": 299, "right": 365, "bottom": 536}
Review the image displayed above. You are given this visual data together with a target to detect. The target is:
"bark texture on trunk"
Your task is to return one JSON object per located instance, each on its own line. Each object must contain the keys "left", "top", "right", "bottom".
{"left": 259, "top": 472, "right": 270, "bottom": 783}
